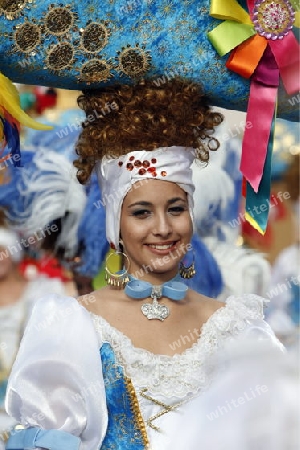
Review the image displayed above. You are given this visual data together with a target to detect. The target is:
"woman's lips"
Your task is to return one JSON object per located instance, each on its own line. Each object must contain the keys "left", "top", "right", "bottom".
{"left": 145, "top": 241, "right": 178, "bottom": 255}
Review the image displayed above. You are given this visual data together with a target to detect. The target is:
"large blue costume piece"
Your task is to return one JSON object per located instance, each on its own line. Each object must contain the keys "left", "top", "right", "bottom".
{"left": 0, "top": 0, "right": 298, "bottom": 121}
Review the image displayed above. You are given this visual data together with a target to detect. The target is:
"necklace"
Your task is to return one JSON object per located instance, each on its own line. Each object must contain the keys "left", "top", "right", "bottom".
{"left": 125, "top": 274, "right": 188, "bottom": 321}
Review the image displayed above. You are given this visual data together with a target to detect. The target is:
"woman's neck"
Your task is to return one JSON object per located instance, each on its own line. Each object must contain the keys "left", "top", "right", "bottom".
{"left": 128, "top": 269, "right": 180, "bottom": 286}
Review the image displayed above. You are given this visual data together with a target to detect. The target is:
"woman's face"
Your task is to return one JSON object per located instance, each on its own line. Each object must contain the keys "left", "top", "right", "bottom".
{"left": 120, "top": 179, "right": 193, "bottom": 281}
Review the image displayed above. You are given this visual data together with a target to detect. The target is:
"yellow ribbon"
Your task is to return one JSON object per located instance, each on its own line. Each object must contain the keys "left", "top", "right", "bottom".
{"left": 0, "top": 72, "right": 53, "bottom": 131}
{"left": 210, "top": 0, "right": 252, "bottom": 24}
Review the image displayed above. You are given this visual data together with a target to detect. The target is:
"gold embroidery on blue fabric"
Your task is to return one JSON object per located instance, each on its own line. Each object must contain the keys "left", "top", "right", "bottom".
{"left": 0, "top": 0, "right": 32, "bottom": 20}
{"left": 80, "top": 21, "right": 110, "bottom": 53}
{"left": 79, "top": 58, "right": 113, "bottom": 83}
{"left": 46, "top": 42, "right": 75, "bottom": 71}
{"left": 117, "top": 44, "right": 151, "bottom": 77}
{"left": 44, "top": 5, "right": 76, "bottom": 36}
{"left": 13, "top": 21, "right": 41, "bottom": 53}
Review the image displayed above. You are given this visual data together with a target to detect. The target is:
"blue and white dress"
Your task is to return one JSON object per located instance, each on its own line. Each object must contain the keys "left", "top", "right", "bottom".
{"left": 5, "top": 293, "right": 282, "bottom": 450}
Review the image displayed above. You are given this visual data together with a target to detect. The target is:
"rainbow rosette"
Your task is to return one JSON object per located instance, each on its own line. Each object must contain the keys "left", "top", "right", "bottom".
{"left": 208, "top": 0, "right": 300, "bottom": 233}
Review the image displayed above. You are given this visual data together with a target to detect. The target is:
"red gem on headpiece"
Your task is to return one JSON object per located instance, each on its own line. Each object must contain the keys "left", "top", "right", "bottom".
{"left": 161, "top": 170, "right": 167, "bottom": 176}
{"left": 138, "top": 168, "right": 146, "bottom": 175}
{"left": 129, "top": 155, "right": 135, "bottom": 161}
{"left": 151, "top": 158, "right": 157, "bottom": 163}
{"left": 118, "top": 161, "right": 123, "bottom": 167}
{"left": 134, "top": 160, "right": 142, "bottom": 167}
{"left": 142, "top": 160, "right": 150, "bottom": 168}
{"left": 147, "top": 167, "right": 156, "bottom": 173}
{"left": 126, "top": 163, "right": 134, "bottom": 171}
{"left": 152, "top": 171, "right": 157, "bottom": 177}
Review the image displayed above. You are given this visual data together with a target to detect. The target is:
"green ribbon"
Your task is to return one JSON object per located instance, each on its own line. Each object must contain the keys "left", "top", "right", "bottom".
{"left": 207, "top": 21, "right": 256, "bottom": 56}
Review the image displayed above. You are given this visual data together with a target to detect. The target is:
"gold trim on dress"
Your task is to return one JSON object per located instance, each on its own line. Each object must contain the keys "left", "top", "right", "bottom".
{"left": 125, "top": 376, "right": 150, "bottom": 448}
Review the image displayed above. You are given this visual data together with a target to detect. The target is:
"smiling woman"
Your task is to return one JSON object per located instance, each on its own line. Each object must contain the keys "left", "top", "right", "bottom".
{"left": 4, "top": 78, "right": 283, "bottom": 450}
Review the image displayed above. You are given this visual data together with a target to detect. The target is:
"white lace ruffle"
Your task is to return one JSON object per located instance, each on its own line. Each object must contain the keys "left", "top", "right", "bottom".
{"left": 91, "top": 294, "right": 271, "bottom": 399}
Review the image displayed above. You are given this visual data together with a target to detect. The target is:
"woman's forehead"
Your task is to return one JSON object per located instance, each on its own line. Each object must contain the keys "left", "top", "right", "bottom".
{"left": 124, "top": 179, "right": 187, "bottom": 203}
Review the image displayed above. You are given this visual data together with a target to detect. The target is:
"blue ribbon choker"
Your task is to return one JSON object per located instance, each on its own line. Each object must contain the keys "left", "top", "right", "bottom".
{"left": 124, "top": 273, "right": 188, "bottom": 321}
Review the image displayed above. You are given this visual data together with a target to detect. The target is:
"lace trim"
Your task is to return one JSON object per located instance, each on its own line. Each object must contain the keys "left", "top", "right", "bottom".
{"left": 92, "top": 294, "right": 266, "bottom": 399}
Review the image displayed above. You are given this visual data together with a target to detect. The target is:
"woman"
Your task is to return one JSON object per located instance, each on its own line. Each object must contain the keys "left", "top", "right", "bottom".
{"left": 5, "top": 79, "right": 282, "bottom": 450}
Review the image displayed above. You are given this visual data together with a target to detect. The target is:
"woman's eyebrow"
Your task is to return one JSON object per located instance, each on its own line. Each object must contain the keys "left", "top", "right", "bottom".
{"left": 127, "top": 201, "right": 152, "bottom": 208}
{"left": 167, "top": 197, "right": 186, "bottom": 205}
{"left": 128, "top": 197, "right": 186, "bottom": 208}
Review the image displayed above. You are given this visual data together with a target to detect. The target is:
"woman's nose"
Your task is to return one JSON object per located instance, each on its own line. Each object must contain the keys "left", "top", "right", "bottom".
{"left": 152, "top": 213, "right": 172, "bottom": 237}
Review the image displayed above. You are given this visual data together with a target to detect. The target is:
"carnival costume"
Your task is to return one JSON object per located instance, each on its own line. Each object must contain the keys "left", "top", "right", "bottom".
{"left": 0, "top": 1, "right": 297, "bottom": 449}
{"left": 4, "top": 143, "right": 283, "bottom": 450}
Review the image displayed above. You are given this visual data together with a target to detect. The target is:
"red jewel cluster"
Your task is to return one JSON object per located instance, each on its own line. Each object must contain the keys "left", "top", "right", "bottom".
{"left": 118, "top": 155, "right": 167, "bottom": 177}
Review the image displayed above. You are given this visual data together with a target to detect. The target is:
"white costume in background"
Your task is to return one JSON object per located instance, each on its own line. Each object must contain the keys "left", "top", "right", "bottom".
{"left": 5, "top": 293, "right": 282, "bottom": 450}
{"left": 0, "top": 277, "right": 65, "bottom": 447}
{"left": 265, "top": 244, "right": 300, "bottom": 342}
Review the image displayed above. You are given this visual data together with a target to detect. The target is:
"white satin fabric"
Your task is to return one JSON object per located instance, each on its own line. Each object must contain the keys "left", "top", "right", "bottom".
{"left": 96, "top": 146, "right": 195, "bottom": 250}
{"left": 5, "top": 294, "right": 283, "bottom": 450}
{"left": 5, "top": 295, "right": 108, "bottom": 450}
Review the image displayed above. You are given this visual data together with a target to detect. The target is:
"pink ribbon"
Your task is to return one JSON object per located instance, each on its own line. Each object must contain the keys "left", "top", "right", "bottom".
{"left": 240, "top": 46, "right": 279, "bottom": 192}
{"left": 269, "top": 33, "right": 300, "bottom": 95}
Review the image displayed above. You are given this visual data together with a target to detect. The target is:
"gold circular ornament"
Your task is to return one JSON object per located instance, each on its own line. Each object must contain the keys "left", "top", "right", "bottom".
{"left": 44, "top": 6, "right": 75, "bottom": 36}
{"left": 79, "top": 58, "right": 112, "bottom": 83}
{"left": 0, "top": 0, "right": 29, "bottom": 20}
{"left": 14, "top": 22, "right": 41, "bottom": 53}
{"left": 46, "top": 42, "right": 74, "bottom": 71}
{"left": 80, "top": 22, "right": 109, "bottom": 53}
{"left": 118, "top": 45, "right": 151, "bottom": 77}
{"left": 253, "top": 0, "right": 295, "bottom": 39}
{"left": 105, "top": 251, "right": 130, "bottom": 290}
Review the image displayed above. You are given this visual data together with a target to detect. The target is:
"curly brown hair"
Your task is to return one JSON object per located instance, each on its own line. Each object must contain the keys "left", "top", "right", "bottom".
{"left": 74, "top": 78, "right": 223, "bottom": 184}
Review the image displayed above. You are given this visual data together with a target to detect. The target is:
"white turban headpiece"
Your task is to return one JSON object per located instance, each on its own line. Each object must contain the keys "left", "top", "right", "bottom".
{"left": 96, "top": 146, "right": 195, "bottom": 250}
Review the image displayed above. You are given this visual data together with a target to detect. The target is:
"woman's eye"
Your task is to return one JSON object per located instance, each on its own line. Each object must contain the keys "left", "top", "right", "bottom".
{"left": 169, "top": 206, "right": 185, "bottom": 214}
{"left": 132, "top": 209, "right": 151, "bottom": 217}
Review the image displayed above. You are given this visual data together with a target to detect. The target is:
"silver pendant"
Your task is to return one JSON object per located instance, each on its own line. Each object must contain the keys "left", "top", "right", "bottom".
{"left": 141, "top": 286, "right": 170, "bottom": 321}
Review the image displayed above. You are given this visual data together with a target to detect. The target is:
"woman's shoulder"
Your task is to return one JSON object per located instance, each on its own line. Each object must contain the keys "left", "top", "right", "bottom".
{"left": 191, "top": 289, "right": 267, "bottom": 315}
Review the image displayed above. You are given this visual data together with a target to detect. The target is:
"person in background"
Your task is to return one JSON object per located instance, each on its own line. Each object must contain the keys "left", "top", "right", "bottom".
{"left": 0, "top": 212, "right": 66, "bottom": 448}
{"left": 265, "top": 154, "right": 300, "bottom": 346}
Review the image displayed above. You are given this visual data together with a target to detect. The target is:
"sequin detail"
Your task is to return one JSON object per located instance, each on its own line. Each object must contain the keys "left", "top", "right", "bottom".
{"left": 0, "top": 0, "right": 30, "bottom": 20}
{"left": 79, "top": 59, "right": 112, "bottom": 83}
{"left": 14, "top": 22, "right": 41, "bottom": 53}
{"left": 80, "top": 22, "right": 110, "bottom": 53}
{"left": 6, "top": 3, "right": 151, "bottom": 83}
{"left": 46, "top": 43, "right": 74, "bottom": 71}
{"left": 44, "top": 6, "right": 75, "bottom": 36}
{"left": 117, "top": 45, "right": 151, "bottom": 77}
{"left": 253, "top": 0, "right": 295, "bottom": 40}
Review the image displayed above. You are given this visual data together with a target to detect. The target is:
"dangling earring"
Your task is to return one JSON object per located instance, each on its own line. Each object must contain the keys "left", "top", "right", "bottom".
{"left": 105, "top": 251, "right": 130, "bottom": 289}
{"left": 179, "top": 249, "right": 196, "bottom": 279}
